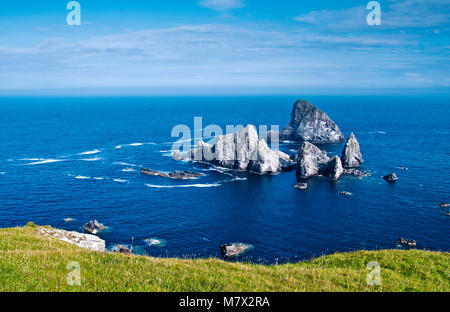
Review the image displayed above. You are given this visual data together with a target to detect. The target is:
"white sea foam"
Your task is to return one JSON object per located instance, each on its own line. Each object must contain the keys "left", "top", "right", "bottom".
{"left": 0, "top": 172, "right": 5, "bottom": 175}
{"left": 145, "top": 183, "right": 221, "bottom": 188}
{"left": 75, "top": 176, "right": 90, "bottom": 179}
{"left": 115, "top": 142, "right": 155, "bottom": 149}
{"left": 94, "top": 177, "right": 105, "bottom": 180}
{"left": 78, "top": 149, "right": 101, "bottom": 156}
{"left": 113, "top": 162, "right": 141, "bottom": 168}
{"left": 113, "top": 179, "right": 128, "bottom": 183}
{"left": 25, "top": 159, "right": 65, "bottom": 166}
{"left": 81, "top": 157, "right": 102, "bottom": 162}
{"left": 121, "top": 168, "right": 134, "bottom": 172}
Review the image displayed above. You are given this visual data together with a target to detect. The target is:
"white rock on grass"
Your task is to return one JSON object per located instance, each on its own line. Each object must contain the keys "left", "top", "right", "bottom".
{"left": 40, "top": 228, "right": 106, "bottom": 252}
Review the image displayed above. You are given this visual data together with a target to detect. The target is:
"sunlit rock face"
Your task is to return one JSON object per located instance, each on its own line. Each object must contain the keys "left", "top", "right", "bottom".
{"left": 278, "top": 100, "right": 345, "bottom": 144}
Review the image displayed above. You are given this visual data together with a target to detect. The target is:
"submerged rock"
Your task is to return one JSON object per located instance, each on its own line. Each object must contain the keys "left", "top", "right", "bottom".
{"left": 339, "top": 191, "right": 353, "bottom": 196}
{"left": 141, "top": 168, "right": 204, "bottom": 180}
{"left": 64, "top": 218, "right": 74, "bottom": 223}
{"left": 383, "top": 173, "right": 398, "bottom": 182}
{"left": 83, "top": 220, "right": 106, "bottom": 235}
{"left": 271, "top": 99, "right": 344, "bottom": 144}
{"left": 188, "top": 125, "right": 295, "bottom": 175}
{"left": 294, "top": 182, "right": 308, "bottom": 190}
{"left": 40, "top": 228, "right": 106, "bottom": 252}
{"left": 220, "top": 243, "right": 252, "bottom": 258}
{"left": 341, "top": 133, "right": 363, "bottom": 168}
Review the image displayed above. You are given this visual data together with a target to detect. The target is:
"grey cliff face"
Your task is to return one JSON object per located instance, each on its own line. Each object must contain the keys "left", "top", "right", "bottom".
{"left": 296, "top": 143, "right": 344, "bottom": 180}
{"left": 296, "top": 142, "right": 330, "bottom": 179}
{"left": 323, "top": 155, "right": 344, "bottom": 180}
{"left": 189, "top": 125, "right": 295, "bottom": 175}
{"left": 341, "top": 133, "right": 363, "bottom": 168}
{"left": 279, "top": 100, "right": 345, "bottom": 144}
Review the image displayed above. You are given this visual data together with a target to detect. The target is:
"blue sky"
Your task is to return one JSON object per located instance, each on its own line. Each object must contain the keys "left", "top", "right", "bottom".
{"left": 0, "top": 0, "right": 449, "bottom": 94}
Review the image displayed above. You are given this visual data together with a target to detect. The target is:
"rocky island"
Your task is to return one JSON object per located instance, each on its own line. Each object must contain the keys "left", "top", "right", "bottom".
{"left": 268, "top": 99, "right": 345, "bottom": 144}
{"left": 187, "top": 125, "right": 295, "bottom": 175}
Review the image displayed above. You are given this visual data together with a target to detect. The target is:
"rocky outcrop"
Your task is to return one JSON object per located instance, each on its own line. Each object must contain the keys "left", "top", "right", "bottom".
{"left": 188, "top": 125, "right": 295, "bottom": 175}
{"left": 83, "top": 220, "right": 106, "bottom": 235}
{"left": 40, "top": 228, "right": 106, "bottom": 252}
{"left": 341, "top": 133, "right": 363, "bottom": 168}
{"left": 271, "top": 100, "right": 344, "bottom": 144}
{"left": 294, "top": 182, "right": 308, "bottom": 190}
{"left": 220, "top": 243, "right": 252, "bottom": 258}
{"left": 296, "top": 142, "right": 330, "bottom": 179}
{"left": 141, "top": 168, "right": 204, "bottom": 180}
{"left": 324, "top": 156, "right": 344, "bottom": 180}
{"left": 383, "top": 173, "right": 398, "bottom": 182}
{"left": 296, "top": 142, "right": 365, "bottom": 181}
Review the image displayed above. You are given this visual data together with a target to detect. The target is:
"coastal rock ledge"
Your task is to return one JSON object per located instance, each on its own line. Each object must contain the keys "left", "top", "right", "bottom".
{"left": 269, "top": 99, "right": 345, "bottom": 144}
{"left": 40, "top": 228, "right": 106, "bottom": 252}
{"left": 188, "top": 125, "right": 295, "bottom": 175}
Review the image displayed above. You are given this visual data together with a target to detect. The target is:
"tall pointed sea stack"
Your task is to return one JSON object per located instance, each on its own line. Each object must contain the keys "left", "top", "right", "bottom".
{"left": 341, "top": 133, "right": 363, "bottom": 168}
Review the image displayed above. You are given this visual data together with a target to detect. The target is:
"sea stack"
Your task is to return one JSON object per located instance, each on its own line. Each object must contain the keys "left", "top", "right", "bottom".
{"left": 296, "top": 142, "right": 330, "bottom": 179}
{"left": 274, "top": 99, "right": 345, "bottom": 144}
{"left": 341, "top": 133, "right": 363, "bottom": 168}
{"left": 187, "top": 125, "right": 295, "bottom": 175}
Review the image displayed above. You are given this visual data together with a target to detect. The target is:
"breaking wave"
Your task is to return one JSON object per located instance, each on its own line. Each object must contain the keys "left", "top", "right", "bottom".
{"left": 78, "top": 149, "right": 101, "bottom": 156}
{"left": 24, "top": 159, "right": 66, "bottom": 166}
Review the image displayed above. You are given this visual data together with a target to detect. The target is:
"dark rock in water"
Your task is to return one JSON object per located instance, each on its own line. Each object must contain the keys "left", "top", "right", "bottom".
{"left": 221, "top": 243, "right": 252, "bottom": 258}
{"left": 398, "top": 238, "right": 417, "bottom": 247}
{"left": 83, "top": 220, "right": 106, "bottom": 235}
{"left": 383, "top": 173, "right": 398, "bottom": 182}
{"left": 112, "top": 244, "right": 132, "bottom": 255}
{"left": 141, "top": 168, "right": 170, "bottom": 178}
{"left": 439, "top": 203, "right": 449, "bottom": 208}
{"left": 446, "top": 211, "right": 450, "bottom": 216}
{"left": 270, "top": 99, "right": 344, "bottom": 144}
{"left": 141, "top": 168, "right": 204, "bottom": 180}
{"left": 343, "top": 169, "right": 371, "bottom": 177}
{"left": 169, "top": 170, "right": 204, "bottom": 179}
{"left": 296, "top": 142, "right": 330, "bottom": 179}
{"left": 341, "top": 133, "right": 363, "bottom": 168}
{"left": 398, "top": 166, "right": 408, "bottom": 171}
{"left": 339, "top": 191, "right": 353, "bottom": 196}
{"left": 294, "top": 182, "right": 308, "bottom": 190}
{"left": 187, "top": 125, "right": 295, "bottom": 175}
{"left": 323, "top": 156, "right": 344, "bottom": 180}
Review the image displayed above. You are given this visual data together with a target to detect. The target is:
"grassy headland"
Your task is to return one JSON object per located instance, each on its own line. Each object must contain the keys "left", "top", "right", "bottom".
{"left": 0, "top": 224, "right": 448, "bottom": 292}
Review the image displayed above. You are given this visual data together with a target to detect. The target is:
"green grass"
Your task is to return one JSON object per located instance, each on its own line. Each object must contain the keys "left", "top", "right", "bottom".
{"left": 0, "top": 224, "right": 448, "bottom": 292}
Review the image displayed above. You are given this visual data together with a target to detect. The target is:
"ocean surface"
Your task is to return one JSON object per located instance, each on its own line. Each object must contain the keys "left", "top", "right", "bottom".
{"left": 0, "top": 95, "right": 449, "bottom": 263}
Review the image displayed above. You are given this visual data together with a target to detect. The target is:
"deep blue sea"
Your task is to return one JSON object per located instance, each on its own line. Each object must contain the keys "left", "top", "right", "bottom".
{"left": 0, "top": 95, "right": 448, "bottom": 263}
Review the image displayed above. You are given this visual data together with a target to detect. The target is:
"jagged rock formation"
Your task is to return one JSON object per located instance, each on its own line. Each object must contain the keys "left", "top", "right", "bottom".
{"left": 220, "top": 243, "right": 252, "bottom": 258}
{"left": 188, "top": 125, "right": 295, "bottom": 175}
{"left": 296, "top": 143, "right": 344, "bottom": 181}
{"left": 324, "top": 156, "right": 344, "bottom": 180}
{"left": 342, "top": 133, "right": 363, "bottom": 168}
{"left": 40, "top": 228, "right": 106, "bottom": 252}
{"left": 270, "top": 100, "right": 345, "bottom": 144}
{"left": 296, "top": 142, "right": 330, "bottom": 179}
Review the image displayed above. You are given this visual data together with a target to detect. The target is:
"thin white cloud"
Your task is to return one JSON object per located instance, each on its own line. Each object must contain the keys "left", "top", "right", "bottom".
{"left": 295, "top": 0, "right": 450, "bottom": 30}
{"left": 198, "top": 0, "right": 245, "bottom": 11}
